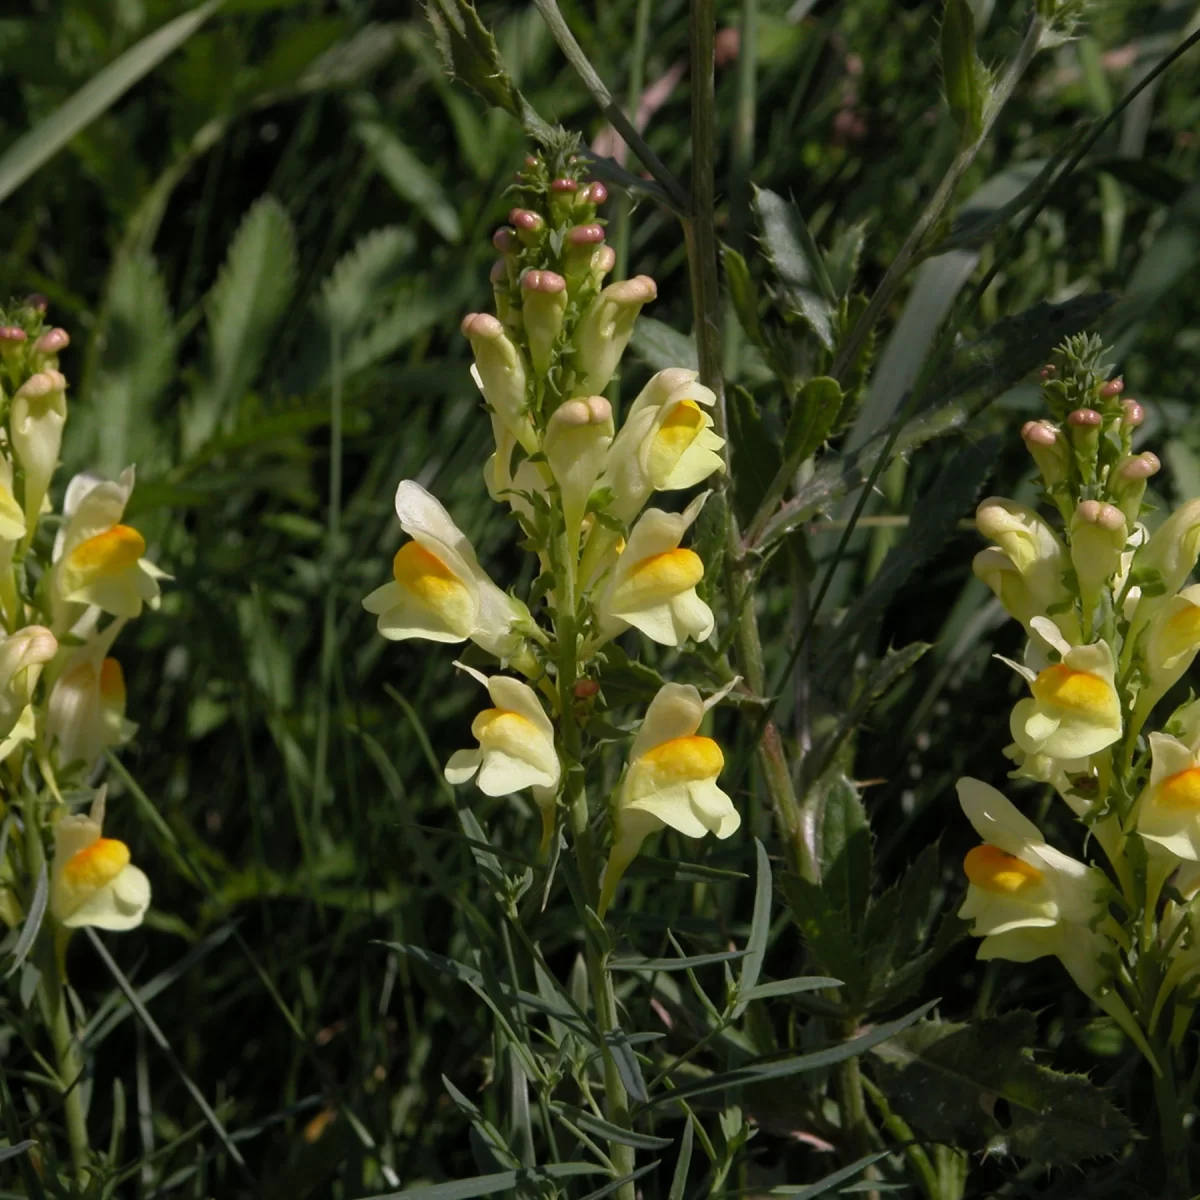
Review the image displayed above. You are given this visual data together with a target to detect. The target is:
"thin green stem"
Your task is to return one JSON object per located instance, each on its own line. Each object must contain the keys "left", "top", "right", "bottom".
{"left": 551, "top": 521, "right": 636, "bottom": 1198}
{"left": 836, "top": 1020, "right": 879, "bottom": 1200}
{"left": 1151, "top": 1041, "right": 1189, "bottom": 1199}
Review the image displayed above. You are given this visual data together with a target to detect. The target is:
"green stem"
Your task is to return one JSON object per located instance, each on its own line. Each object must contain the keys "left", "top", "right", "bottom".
{"left": 24, "top": 791, "right": 89, "bottom": 1178}
{"left": 552, "top": 522, "right": 636, "bottom": 1197}
{"left": 1151, "top": 1041, "right": 1189, "bottom": 1199}
{"left": 836, "top": 1020, "right": 879, "bottom": 1200}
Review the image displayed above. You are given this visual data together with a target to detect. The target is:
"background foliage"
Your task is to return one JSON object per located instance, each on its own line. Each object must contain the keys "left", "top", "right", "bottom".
{"left": 1, "top": 0, "right": 1199, "bottom": 1196}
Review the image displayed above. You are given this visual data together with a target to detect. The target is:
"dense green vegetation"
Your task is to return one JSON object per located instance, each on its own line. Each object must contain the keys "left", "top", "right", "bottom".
{"left": 2, "top": 0, "right": 1200, "bottom": 1197}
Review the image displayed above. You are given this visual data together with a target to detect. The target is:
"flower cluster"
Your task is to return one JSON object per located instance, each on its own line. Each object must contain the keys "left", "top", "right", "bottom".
{"left": 0, "top": 299, "right": 157, "bottom": 937}
{"left": 363, "top": 149, "right": 737, "bottom": 914}
{"left": 959, "top": 335, "right": 1200, "bottom": 1060}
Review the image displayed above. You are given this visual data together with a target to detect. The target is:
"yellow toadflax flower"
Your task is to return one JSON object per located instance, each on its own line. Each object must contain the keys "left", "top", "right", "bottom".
{"left": 599, "top": 682, "right": 739, "bottom": 917}
{"left": 51, "top": 468, "right": 164, "bottom": 629}
{"left": 1136, "top": 584, "right": 1200, "bottom": 722}
{"left": 596, "top": 369, "right": 726, "bottom": 526}
{"left": 50, "top": 790, "right": 150, "bottom": 932}
{"left": 46, "top": 618, "right": 136, "bottom": 772}
{"left": 1135, "top": 732, "right": 1200, "bottom": 863}
{"left": 443, "top": 663, "right": 561, "bottom": 850}
{"left": 363, "top": 481, "right": 529, "bottom": 659}
{"left": 0, "top": 625, "right": 58, "bottom": 761}
{"left": 10, "top": 369, "right": 68, "bottom": 535}
{"left": 595, "top": 492, "right": 714, "bottom": 648}
{"left": 1007, "top": 620, "right": 1122, "bottom": 762}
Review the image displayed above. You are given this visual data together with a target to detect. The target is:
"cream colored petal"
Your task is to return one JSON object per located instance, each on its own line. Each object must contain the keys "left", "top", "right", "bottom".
{"left": 1010, "top": 699, "right": 1059, "bottom": 754}
{"left": 444, "top": 748, "right": 482, "bottom": 785}
{"left": 630, "top": 683, "right": 704, "bottom": 760}
{"left": 62, "top": 864, "right": 151, "bottom": 931}
{"left": 1148, "top": 733, "right": 1195, "bottom": 788}
{"left": 956, "top": 777, "right": 1046, "bottom": 858}
{"left": 487, "top": 676, "right": 555, "bottom": 743}
{"left": 1063, "top": 640, "right": 1116, "bottom": 685}
{"left": 477, "top": 749, "right": 558, "bottom": 796}
{"left": 621, "top": 603, "right": 686, "bottom": 646}
{"left": 56, "top": 468, "right": 136, "bottom": 561}
{"left": 687, "top": 779, "right": 739, "bottom": 836}
{"left": 975, "top": 926, "right": 1060, "bottom": 963}
{"left": 624, "top": 786, "right": 711, "bottom": 838}
{"left": 394, "top": 481, "right": 482, "bottom": 579}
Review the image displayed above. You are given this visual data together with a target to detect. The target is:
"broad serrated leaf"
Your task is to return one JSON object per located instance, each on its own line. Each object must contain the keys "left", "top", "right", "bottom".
{"left": 347, "top": 92, "right": 462, "bottom": 242}
{"left": 825, "top": 222, "right": 868, "bottom": 299}
{"left": 941, "top": 0, "right": 984, "bottom": 142}
{"left": 424, "top": 0, "right": 520, "bottom": 117}
{"left": 184, "top": 196, "right": 297, "bottom": 455}
{"left": 781, "top": 874, "right": 864, "bottom": 1003}
{"left": 783, "top": 376, "right": 842, "bottom": 466}
{"left": 728, "top": 386, "right": 782, "bottom": 525}
{"left": 816, "top": 772, "right": 872, "bottom": 928}
{"left": 321, "top": 226, "right": 417, "bottom": 333}
{"left": 74, "top": 250, "right": 176, "bottom": 479}
{"left": 872, "top": 1012, "right": 1134, "bottom": 1165}
{"left": 755, "top": 187, "right": 835, "bottom": 350}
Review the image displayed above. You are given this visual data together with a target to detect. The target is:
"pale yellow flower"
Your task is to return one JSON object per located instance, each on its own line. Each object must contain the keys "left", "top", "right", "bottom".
{"left": 599, "top": 682, "right": 739, "bottom": 916}
{"left": 363, "top": 481, "right": 529, "bottom": 659}
{"left": 11, "top": 369, "right": 67, "bottom": 534}
{"left": 595, "top": 492, "right": 714, "bottom": 648}
{"left": 1135, "top": 733, "right": 1200, "bottom": 862}
{"left": 0, "top": 625, "right": 58, "bottom": 762}
{"left": 51, "top": 790, "right": 150, "bottom": 932}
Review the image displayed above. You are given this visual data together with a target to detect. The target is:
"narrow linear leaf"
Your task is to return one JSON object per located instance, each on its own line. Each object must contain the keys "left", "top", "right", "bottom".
{"left": 0, "top": 0, "right": 223, "bottom": 204}
{"left": 4, "top": 863, "right": 47, "bottom": 979}
{"left": 611, "top": 950, "right": 748, "bottom": 973}
{"left": 734, "top": 840, "right": 772, "bottom": 1016}
{"left": 667, "top": 1119, "right": 694, "bottom": 1200}
{"left": 743, "top": 976, "right": 843, "bottom": 1002}
{"left": 552, "top": 1104, "right": 674, "bottom": 1150}
{"left": 369, "top": 1163, "right": 605, "bottom": 1200}
{"left": 769, "top": 1148, "right": 897, "bottom": 1198}
{"left": 577, "top": 1162, "right": 661, "bottom": 1200}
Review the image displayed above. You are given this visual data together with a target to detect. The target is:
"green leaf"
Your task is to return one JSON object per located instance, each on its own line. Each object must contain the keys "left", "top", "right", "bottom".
{"left": 783, "top": 376, "right": 843, "bottom": 466}
{"left": 742, "top": 976, "right": 843, "bottom": 1002}
{"left": 184, "top": 196, "right": 298, "bottom": 455}
{"left": 754, "top": 187, "right": 835, "bottom": 350}
{"left": 81, "top": 251, "right": 176, "bottom": 478}
{"left": 642, "top": 1000, "right": 937, "bottom": 1108}
{"left": 578, "top": 1163, "right": 661, "bottom": 1200}
{"left": 941, "top": 0, "right": 984, "bottom": 142}
{"left": 872, "top": 1012, "right": 1134, "bottom": 1166}
{"left": 825, "top": 222, "right": 868, "bottom": 299}
{"left": 769, "top": 1148, "right": 896, "bottom": 1197}
{"left": 552, "top": 1104, "right": 674, "bottom": 1150}
{"left": 347, "top": 92, "right": 462, "bottom": 243}
{"left": 723, "top": 245, "right": 767, "bottom": 349}
{"left": 782, "top": 873, "right": 863, "bottom": 1003}
{"left": 630, "top": 316, "right": 698, "bottom": 372}
{"left": 668, "top": 1121, "right": 693, "bottom": 1200}
{"left": 4, "top": 864, "right": 46, "bottom": 980}
{"left": 611, "top": 950, "right": 748, "bottom": 973}
{"left": 733, "top": 839, "right": 772, "bottom": 1016}
{"left": 728, "top": 386, "right": 782, "bottom": 525}
{"left": 816, "top": 773, "right": 872, "bottom": 928}
{"left": 0, "top": 0, "right": 223, "bottom": 204}
{"left": 371, "top": 1163, "right": 606, "bottom": 1200}
{"left": 424, "top": 0, "right": 520, "bottom": 118}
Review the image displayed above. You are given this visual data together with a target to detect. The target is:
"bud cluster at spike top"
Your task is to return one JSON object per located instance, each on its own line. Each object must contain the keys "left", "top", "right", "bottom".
{"left": 363, "top": 149, "right": 736, "bottom": 916}
{"left": 960, "top": 332, "right": 1200, "bottom": 1061}
{"left": 0, "top": 296, "right": 160, "bottom": 939}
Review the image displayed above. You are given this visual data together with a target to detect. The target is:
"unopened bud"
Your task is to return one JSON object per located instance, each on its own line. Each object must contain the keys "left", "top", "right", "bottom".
{"left": 1039, "top": 364, "right": 1057, "bottom": 380}
{"left": 24, "top": 294, "right": 48, "bottom": 313}
{"left": 1068, "top": 408, "right": 1103, "bottom": 475}
{"left": 1100, "top": 377, "right": 1124, "bottom": 398}
{"left": 564, "top": 224, "right": 609, "bottom": 291}
{"left": 551, "top": 178, "right": 578, "bottom": 193}
{"left": 492, "top": 226, "right": 519, "bottom": 255}
{"left": 1071, "top": 500, "right": 1127, "bottom": 616}
{"left": 1112, "top": 451, "right": 1161, "bottom": 525}
{"left": 35, "top": 327, "right": 69, "bottom": 355}
{"left": 1068, "top": 408, "right": 1102, "bottom": 428}
{"left": 1020, "top": 419, "right": 1069, "bottom": 490}
{"left": 549, "top": 177, "right": 579, "bottom": 221}
{"left": 1121, "top": 399, "right": 1145, "bottom": 427}
{"left": 0, "top": 326, "right": 26, "bottom": 358}
{"left": 545, "top": 395, "right": 614, "bottom": 554}
{"left": 581, "top": 181, "right": 608, "bottom": 206}
{"left": 509, "top": 208, "right": 545, "bottom": 245}
{"left": 11, "top": 370, "right": 68, "bottom": 532}
{"left": 573, "top": 678, "right": 600, "bottom": 699}
{"left": 567, "top": 223, "right": 606, "bottom": 247}
{"left": 461, "top": 313, "right": 536, "bottom": 455}
{"left": 572, "top": 276, "right": 656, "bottom": 395}
{"left": 520, "top": 270, "right": 568, "bottom": 377}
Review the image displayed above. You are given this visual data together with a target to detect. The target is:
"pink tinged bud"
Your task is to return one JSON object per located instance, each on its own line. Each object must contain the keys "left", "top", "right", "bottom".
{"left": 1121, "top": 399, "right": 1145, "bottom": 427}
{"left": 544, "top": 395, "right": 615, "bottom": 554}
{"left": 0, "top": 326, "right": 26, "bottom": 357}
{"left": 572, "top": 276, "right": 657, "bottom": 395}
{"left": 1071, "top": 500, "right": 1128, "bottom": 612}
{"left": 460, "top": 313, "right": 537, "bottom": 455}
{"left": 35, "top": 327, "right": 69, "bottom": 354}
{"left": 551, "top": 178, "right": 578, "bottom": 193}
{"left": 1068, "top": 408, "right": 1103, "bottom": 467}
{"left": 1068, "top": 408, "right": 1102, "bottom": 428}
{"left": 492, "top": 226, "right": 519, "bottom": 254}
{"left": 1100, "top": 377, "right": 1124, "bottom": 397}
{"left": 567, "top": 223, "right": 606, "bottom": 247}
{"left": 1020, "top": 420, "right": 1069, "bottom": 489}
{"left": 581, "top": 181, "right": 608, "bottom": 206}
{"left": 520, "top": 270, "right": 569, "bottom": 377}
{"left": 590, "top": 245, "right": 617, "bottom": 288}
{"left": 509, "top": 208, "right": 545, "bottom": 245}
{"left": 574, "top": 679, "right": 600, "bottom": 699}
{"left": 524, "top": 155, "right": 539, "bottom": 168}
{"left": 1038, "top": 365, "right": 1056, "bottom": 379}
{"left": 24, "top": 294, "right": 48, "bottom": 313}
{"left": 489, "top": 260, "right": 508, "bottom": 284}
{"left": 1113, "top": 452, "right": 1161, "bottom": 524}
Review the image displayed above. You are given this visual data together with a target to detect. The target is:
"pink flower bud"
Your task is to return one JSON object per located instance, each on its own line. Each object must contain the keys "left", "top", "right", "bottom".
{"left": 520, "top": 270, "right": 567, "bottom": 295}
{"left": 1021, "top": 420, "right": 1058, "bottom": 449}
{"left": 520, "top": 272, "right": 568, "bottom": 377}
{"left": 567, "top": 223, "right": 606, "bottom": 247}
{"left": 489, "top": 261, "right": 508, "bottom": 285}
{"left": 24, "top": 294, "right": 48, "bottom": 313}
{"left": 551, "top": 178, "right": 578, "bottom": 194}
{"left": 581, "top": 181, "right": 608, "bottom": 206}
{"left": 1121, "top": 399, "right": 1145, "bottom": 427}
{"left": 0, "top": 326, "right": 27, "bottom": 351}
{"left": 461, "top": 312, "right": 505, "bottom": 340}
{"left": 492, "top": 226, "right": 519, "bottom": 254}
{"left": 1119, "top": 452, "right": 1161, "bottom": 482}
{"left": 1113, "top": 452, "right": 1161, "bottom": 524}
{"left": 1068, "top": 408, "right": 1102, "bottom": 428}
{"left": 1075, "top": 499, "right": 1125, "bottom": 532}
{"left": 1100, "top": 377, "right": 1124, "bottom": 397}
{"left": 509, "top": 208, "right": 545, "bottom": 236}
{"left": 1038, "top": 364, "right": 1056, "bottom": 380}
{"left": 35, "top": 327, "right": 69, "bottom": 354}
{"left": 1021, "top": 420, "right": 1069, "bottom": 490}
{"left": 574, "top": 679, "right": 600, "bottom": 699}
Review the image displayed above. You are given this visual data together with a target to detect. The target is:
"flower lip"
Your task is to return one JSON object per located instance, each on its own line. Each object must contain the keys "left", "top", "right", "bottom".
{"left": 636, "top": 734, "right": 724, "bottom": 784}
{"left": 964, "top": 844, "right": 1043, "bottom": 895}
{"left": 1030, "top": 664, "right": 1113, "bottom": 715}
{"left": 64, "top": 837, "right": 131, "bottom": 889}
{"left": 1157, "top": 768, "right": 1200, "bottom": 811}
{"left": 68, "top": 524, "right": 146, "bottom": 576}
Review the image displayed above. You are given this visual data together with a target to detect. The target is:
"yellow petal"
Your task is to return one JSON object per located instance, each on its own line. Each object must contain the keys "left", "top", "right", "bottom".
{"left": 1157, "top": 603, "right": 1200, "bottom": 663}
{"left": 645, "top": 401, "right": 704, "bottom": 482}
{"left": 1030, "top": 664, "right": 1113, "bottom": 716}
{"left": 613, "top": 548, "right": 704, "bottom": 610}
{"left": 1156, "top": 768, "right": 1200, "bottom": 811}
{"left": 64, "top": 837, "right": 131, "bottom": 890}
{"left": 964, "top": 844, "right": 1043, "bottom": 895}
{"left": 99, "top": 657, "right": 126, "bottom": 705}
{"left": 65, "top": 525, "right": 146, "bottom": 585}
{"left": 392, "top": 541, "right": 474, "bottom": 632}
{"left": 632, "top": 735, "right": 724, "bottom": 793}
{"left": 472, "top": 708, "right": 545, "bottom": 757}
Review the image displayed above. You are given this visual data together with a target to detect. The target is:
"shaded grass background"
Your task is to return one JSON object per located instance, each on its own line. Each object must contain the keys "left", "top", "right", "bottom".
{"left": 1, "top": 0, "right": 1199, "bottom": 1194}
